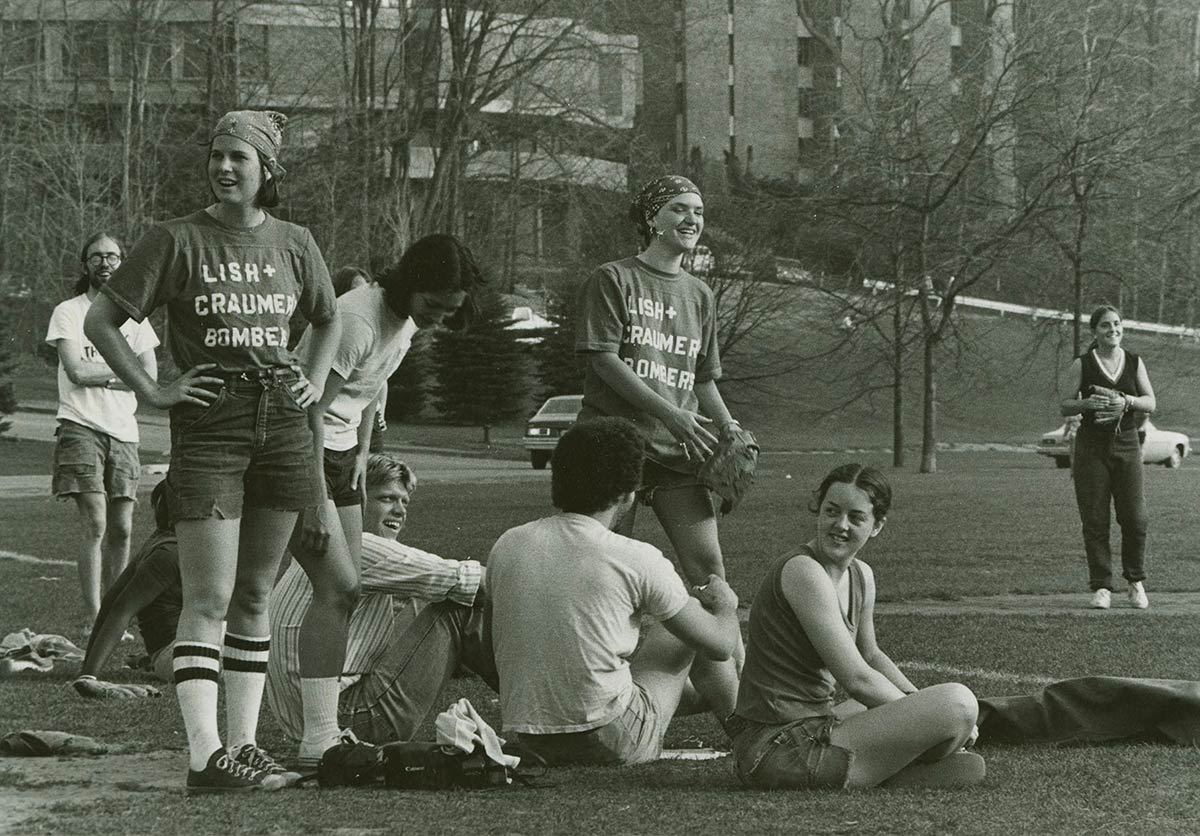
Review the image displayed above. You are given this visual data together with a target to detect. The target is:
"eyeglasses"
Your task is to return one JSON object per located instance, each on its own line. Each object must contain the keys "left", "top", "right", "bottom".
{"left": 87, "top": 253, "right": 122, "bottom": 266}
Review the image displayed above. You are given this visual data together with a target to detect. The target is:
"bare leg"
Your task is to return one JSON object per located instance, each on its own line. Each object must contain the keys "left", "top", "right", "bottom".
{"left": 287, "top": 501, "right": 360, "bottom": 678}
{"left": 101, "top": 497, "right": 136, "bottom": 592}
{"left": 828, "top": 683, "right": 980, "bottom": 788}
{"left": 629, "top": 622, "right": 696, "bottom": 724}
{"left": 72, "top": 493, "right": 107, "bottom": 624}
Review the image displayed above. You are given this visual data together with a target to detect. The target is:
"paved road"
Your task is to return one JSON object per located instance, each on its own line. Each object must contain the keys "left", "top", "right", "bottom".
{"left": 3, "top": 409, "right": 546, "bottom": 498}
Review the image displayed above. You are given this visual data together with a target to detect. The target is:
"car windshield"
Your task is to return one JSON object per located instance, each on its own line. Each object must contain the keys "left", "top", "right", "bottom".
{"left": 540, "top": 397, "right": 582, "bottom": 415}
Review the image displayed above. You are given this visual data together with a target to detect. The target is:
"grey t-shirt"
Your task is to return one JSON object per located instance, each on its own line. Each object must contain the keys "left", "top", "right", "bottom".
{"left": 574, "top": 256, "right": 721, "bottom": 470}
{"left": 103, "top": 209, "right": 336, "bottom": 372}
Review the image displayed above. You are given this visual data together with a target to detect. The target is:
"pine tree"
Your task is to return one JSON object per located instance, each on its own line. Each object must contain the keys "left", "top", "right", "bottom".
{"left": 533, "top": 284, "right": 586, "bottom": 399}
{"left": 386, "top": 327, "right": 433, "bottom": 421}
{"left": 432, "top": 290, "right": 531, "bottom": 443}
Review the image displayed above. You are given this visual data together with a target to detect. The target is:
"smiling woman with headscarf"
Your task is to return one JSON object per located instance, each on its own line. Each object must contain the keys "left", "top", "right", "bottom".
{"left": 573, "top": 173, "right": 744, "bottom": 714}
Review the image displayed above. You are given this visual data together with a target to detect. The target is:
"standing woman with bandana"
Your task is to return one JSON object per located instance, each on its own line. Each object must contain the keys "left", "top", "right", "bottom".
{"left": 85, "top": 111, "right": 341, "bottom": 794}
{"left": 575, "top": 175, "right": 743, "bottom": 684}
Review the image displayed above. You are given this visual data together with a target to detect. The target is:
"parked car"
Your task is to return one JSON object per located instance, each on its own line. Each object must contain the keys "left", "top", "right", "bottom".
{"left": 1038, "top": 417, "right": 1190, "bottom": 469}
{"left": 522, "top": 394, "right": 584, "bottom": 469}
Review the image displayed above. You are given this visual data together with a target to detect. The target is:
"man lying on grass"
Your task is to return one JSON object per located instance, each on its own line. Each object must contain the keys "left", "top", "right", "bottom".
{"left": 487, "top": 416, "right": 740, "bottom": 765}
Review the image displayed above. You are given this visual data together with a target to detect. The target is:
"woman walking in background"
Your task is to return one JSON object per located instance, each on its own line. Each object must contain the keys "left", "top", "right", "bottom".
{"left": 1061, "top": 305, "right": 1156, "bottom": 610}
{"left": 84, "top": 110, "right": 341, "bottom": 793}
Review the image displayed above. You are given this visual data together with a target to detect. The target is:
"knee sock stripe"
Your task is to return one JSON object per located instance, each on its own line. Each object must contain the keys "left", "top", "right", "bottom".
{"left": 222, "top": 646, "right": 269, "bottom": 663}
{"left": 222, "top": 659, "right": 268, "bottom": 674}
{"left": 174, "top": 666, "right": 221, "bottom": 684}
{"left": 173, "top": 654, "right": 222, "bottom": 672}
{"left": 173, "top": 643, "right": 221, "bottom": 660}
{"left": 224, "top": 634, "right": 270, "bottom": 652}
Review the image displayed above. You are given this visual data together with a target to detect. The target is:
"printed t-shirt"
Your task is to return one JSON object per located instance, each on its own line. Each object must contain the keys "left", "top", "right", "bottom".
{"left": 575, "top": 256, "right": 721, "bottom": 469}
{"left": 487, "top": 513, "right": 691, "bottom": 734}
{"left": 45, "top": 294, "right": 159, "bottom": 443}
{"left": 101, "top": 209, "right": 336, "bottom": 372}
{"left": 299, "top": 284, "right": 416, "bottom": 452}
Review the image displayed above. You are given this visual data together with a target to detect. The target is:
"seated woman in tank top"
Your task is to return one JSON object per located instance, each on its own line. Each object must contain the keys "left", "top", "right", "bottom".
{"left": 727, "top": 464, "right": 985, "bottom": 789}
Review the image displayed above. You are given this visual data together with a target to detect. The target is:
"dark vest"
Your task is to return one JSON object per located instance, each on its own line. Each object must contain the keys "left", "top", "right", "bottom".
{"left": 1079, "top": 349, "right": 1141, "bottom": 433}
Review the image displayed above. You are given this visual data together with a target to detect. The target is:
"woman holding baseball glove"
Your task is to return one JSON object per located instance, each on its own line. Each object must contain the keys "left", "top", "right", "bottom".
{"left": 1061, "top": 304, "right": 1156, "bottom": 610}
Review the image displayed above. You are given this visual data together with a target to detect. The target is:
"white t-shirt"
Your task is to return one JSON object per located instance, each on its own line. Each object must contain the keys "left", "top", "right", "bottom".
{"left": 304, "top": 284, "right": 416, "bottom": 452}
{"left": 45, "top": 293, "right": 159, "bottom": 444}
{"left": 487, "top": 513, "right": 690, "bottom": 734}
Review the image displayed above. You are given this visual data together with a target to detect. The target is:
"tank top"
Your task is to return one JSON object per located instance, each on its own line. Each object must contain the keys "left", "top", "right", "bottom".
{"left": 1078, "top": 348, "right": 1141, "bottom": 433}
{"left": 734, "top": 549, "right": 866, "bottom": 724}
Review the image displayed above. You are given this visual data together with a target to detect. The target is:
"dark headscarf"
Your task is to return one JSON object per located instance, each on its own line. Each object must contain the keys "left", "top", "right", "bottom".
{"left": 632, "top": 175, "right": 701, "bottom": 228}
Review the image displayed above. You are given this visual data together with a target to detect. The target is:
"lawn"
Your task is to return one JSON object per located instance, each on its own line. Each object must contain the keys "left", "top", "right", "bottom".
{"left": 2, "top": 448, "right": 1199, "bottom": 833}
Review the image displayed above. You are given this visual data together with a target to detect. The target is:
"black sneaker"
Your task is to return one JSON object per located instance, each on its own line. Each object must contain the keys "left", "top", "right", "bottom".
{"left": 185, "top": 748, "right": 291, "bottom": 796}
{"left": 233, "top": 743, "right": 302, "bottom": 784}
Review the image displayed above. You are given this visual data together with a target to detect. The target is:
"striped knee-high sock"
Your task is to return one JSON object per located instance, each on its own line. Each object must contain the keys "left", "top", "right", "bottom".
{"left": 173, "top": 641, "right": 222, "bottom": 772}
{"left": 222, "top": 633, "right": 270, "bottom": 752}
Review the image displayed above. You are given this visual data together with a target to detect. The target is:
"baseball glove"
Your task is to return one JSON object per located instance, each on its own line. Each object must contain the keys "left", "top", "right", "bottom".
{"left": 317, "top": 738, "right": 386, "bottom": 788}
{"left": 697, "top": 423, "right": 759, "bottom": 515}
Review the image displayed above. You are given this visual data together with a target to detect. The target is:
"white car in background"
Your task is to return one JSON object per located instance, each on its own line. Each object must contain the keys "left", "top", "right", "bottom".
{"left": 1038, "top": 417, "right": 1190, "bottom": 469}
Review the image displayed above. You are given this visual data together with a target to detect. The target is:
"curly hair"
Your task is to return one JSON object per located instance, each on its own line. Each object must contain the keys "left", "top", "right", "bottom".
{"left": 808, "top": 463, "right": 892, "bottom": 521}
{"left": 377, "top": 233, "right": 486, "bottom": 331}
{"left": 551, "top": 417, "right": 645, "bottom": 514}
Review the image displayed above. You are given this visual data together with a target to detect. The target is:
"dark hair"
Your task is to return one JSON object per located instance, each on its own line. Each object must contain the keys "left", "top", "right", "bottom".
{"left": 365, "top": 453, "right": 417, "bottom": 494}
{"left": 627, "top": 202, "right": 654, "bottom": 248}
{"left": 75, "top": 232, "right": 126, "bottom": 296}
{"left": 377, "top": 233, "right": 485, "bottom": 331}
{"left": 809, "top": 463, "right": 892, "bottom": 521}
{"left": 332, "top": 265, "right": 372, "bottom": 297}
{"left": 551, "top": 417, "right": 645, "bottom": 514}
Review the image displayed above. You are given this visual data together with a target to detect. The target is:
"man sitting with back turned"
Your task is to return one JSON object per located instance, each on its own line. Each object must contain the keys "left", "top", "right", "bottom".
{"left": 486, "top": 416, "right": 740, "bottom": 765}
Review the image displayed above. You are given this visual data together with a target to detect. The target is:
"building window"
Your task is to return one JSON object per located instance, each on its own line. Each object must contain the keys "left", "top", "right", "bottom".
{"left": 239, "top": 24, "right": 269, "bottom": 82}
{"left": 179, "top": 24, "right": 209, "bottom": 80}
{"left": 798, "top": 88, "right": 811, "bottom": 115}
{"left": 116, "top": 29, "right": 173, "bottom": 80}
{"left": 1, "top": 21, "right": 40, "bottom": 76}
{"left": 598, "top": 52, "right": 623, "bottom": 116}
{"left": 62, "top": 23, "right": 111, "bottom": 79}
{"left": 798, "top": 37, "right": 813, "bottom": 68}
{"left": 950, "top": 0, "right": 962, "bottom": 26}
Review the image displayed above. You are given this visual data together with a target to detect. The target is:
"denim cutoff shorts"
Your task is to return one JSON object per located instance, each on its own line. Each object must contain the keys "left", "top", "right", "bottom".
{"left": 515, "top": 683, "right": 669, "bottom": 766}
{"left": 323, "top": 445, "right": 365, "bottom": 507}
{"left": 729, "top": 714, "right": 854, "bottom": 789}
{"left": 52, "top": 419, "right": 140, "bottom": 500}
{"left": 167, "top": 368, "right": 320, "bottom": 520}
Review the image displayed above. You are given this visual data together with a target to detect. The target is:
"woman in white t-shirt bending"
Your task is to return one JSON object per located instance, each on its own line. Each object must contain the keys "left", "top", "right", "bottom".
{"left": 287, "top": 233, "right": 485, "bottom": 768}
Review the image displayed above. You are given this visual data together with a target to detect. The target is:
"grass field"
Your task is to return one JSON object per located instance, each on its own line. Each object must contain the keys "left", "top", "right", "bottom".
{"left": 3, "top": 443, "right": 1200, "bottom": 833}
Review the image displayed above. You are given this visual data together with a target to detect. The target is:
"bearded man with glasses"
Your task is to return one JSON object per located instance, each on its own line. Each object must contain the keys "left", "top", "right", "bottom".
{"left": 45, "top": 232, "right": 160, "bottom": 641}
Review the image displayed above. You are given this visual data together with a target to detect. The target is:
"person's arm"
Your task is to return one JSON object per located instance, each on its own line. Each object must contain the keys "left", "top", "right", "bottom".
{"left": 55, "top": 340, "right": 118, "bottom": 387}
{"left": 1129, "top": 358, "right": 1156, "bottom": 415}
{"left": 294, "top": 315, "right": 341, "bottom": 408}
{"left": 660, "top": 574, "right": 739, "bottom": 660}
{"left": 352, "top": 387, "right": 382, "bottom": 490}
{"left": 294, "top": 368, "right": 348, "bottom": 556}
{"left": 360, "top": 541, "right": 483, "bottom": 606}
{"left": 1060, "top": 358, "right": 1089, "bottom": 416}
{"left": 589, "top": 352, "right": 718, "bottom": 455}
{"left": 136, "top": 346, "right": 158, "bottom": 385}
{"left": 83, "top": 295, "right": 221, "bottom": 409}
{"left": 694, "top": 379, "right": 735, "bottom": 431}
{"left": 781, "top": 555, "right": 905, "bottom": 708}
{"left": 853, "top": 562, "right": 918, "bottom": 694}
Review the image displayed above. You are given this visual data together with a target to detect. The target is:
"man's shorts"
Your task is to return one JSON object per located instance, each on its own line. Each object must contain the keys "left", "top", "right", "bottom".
{"left": 514, "top": 683, "right": 669, "bottom": 766}
{"left": 167, "top": 369, "right": 321, "bottom": 521}
{"left": 51, "top": 420, "right": 140, "bottom": 500}
{"left": 728, "top": 714, "right": 854, "bottom": 789}
{"left": 323, "top": 446, "right": 364, "bottom": 507}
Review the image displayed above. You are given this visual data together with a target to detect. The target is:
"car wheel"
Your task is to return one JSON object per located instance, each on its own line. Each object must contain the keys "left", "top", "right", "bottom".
{"left": 1054, "top": 456, "right": 1071, "bottom": 469}
{"left": 531, "top": 451, "right": 551, "bottom": 470}
{"left": 1165, "top": 447, "right": 1183, "bottom": 469}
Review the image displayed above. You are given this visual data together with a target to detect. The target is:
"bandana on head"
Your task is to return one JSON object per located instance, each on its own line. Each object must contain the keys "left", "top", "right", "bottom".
{"left": 210, "top": 110, "right": 288, "bottom": 181}
{"left": 633, "top": 175, "right": 701, "bottom": 228}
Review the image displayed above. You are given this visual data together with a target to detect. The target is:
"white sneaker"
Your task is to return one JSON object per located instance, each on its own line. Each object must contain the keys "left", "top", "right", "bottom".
{"left": 1127, "top": 581, "right": 1149, "bottom": 609}
{"left": 1090, "top": 588, "right": 1111, "bottom": 609}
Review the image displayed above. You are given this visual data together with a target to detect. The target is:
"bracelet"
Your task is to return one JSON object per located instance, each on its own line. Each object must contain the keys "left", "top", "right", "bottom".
{"left": 77, "top": 674, "right": 97, "bottom": 681}
{"left": 104, "top": 377, "right": 117, "bottom": 389}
